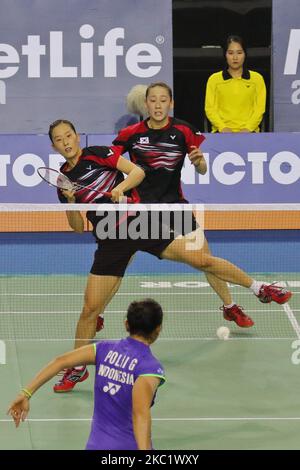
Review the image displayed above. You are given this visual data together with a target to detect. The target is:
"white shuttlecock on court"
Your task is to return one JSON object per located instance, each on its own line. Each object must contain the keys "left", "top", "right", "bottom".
{"left": 216, "top": 326, "right": 230, "bottom": 340}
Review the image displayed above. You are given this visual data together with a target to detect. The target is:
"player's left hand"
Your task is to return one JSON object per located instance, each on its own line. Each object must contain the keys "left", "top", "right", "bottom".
{"left": 188, "top": 146, "right": 204, "bottom": 167}
{"left": 240, "top": 128, "right": 251, "bottom": 133}
{"left": 7, "top": 394, "right": 30, "bottom": 428}
{"left": 111, "top": 188, "right": 125, "bottom": 203}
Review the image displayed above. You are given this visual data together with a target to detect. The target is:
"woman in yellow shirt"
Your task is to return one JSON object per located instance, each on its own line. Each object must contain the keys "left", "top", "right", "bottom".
{"left": 205, "top": 35, "right": 266, "bottom": 133}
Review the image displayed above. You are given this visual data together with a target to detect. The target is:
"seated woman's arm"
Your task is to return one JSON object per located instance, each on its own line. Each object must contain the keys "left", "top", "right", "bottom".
{"left": 244, "top": 72, "right": 266, "bottom": 132}
{"left": 205, "top": 74, "right": 228, "bottom": 132}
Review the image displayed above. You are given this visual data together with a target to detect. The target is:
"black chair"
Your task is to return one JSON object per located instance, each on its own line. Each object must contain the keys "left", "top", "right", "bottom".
{"left": 244, "top": 7, "right": 272, "bottom": 47}
{"left": 172, "top": 6, "right": 243, "bottom": 48}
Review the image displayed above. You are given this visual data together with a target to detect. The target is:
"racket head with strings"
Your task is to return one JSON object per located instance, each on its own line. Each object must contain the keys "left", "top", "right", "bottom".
{"left": 37, "top": 167, "right": 75, "bottom": 191}
{"left": 37, "top": 166, "right": 133, "bottom": 202}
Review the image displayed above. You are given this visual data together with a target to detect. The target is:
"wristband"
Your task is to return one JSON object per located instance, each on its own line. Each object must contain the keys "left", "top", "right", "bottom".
{"left": 21, "top": 388, "right": 32, "bottom": 399}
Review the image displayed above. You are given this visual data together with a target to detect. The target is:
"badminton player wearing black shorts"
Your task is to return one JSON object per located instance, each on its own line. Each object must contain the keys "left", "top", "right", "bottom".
{"left": 49, "top": 120, "right": 200, "bottom": 392}
{"left": 112, "top": 82, "right": 292, "bottom": 329}
{"left": 49, "top": 119, "right": 145, "bottom": 391}
{"left": 50, "top": 117, "right": 292, "bottom": 393}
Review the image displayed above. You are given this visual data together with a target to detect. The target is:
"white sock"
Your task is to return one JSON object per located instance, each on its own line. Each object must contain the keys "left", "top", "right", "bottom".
{"left": 224, "top": 303, "right": 235, "bottom": 309}
{"left": 250, "top": 280, "right": 264, "bottom": 296}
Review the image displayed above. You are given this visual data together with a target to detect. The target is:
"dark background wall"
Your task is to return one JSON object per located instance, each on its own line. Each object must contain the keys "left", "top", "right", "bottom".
{"left": 172, "top": 0, "right": 272, "bottom": 131}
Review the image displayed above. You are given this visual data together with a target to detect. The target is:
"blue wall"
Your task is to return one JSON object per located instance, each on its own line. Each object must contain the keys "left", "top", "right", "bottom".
{"left": 1, "top": 230, "right": 299, "bottom": 275}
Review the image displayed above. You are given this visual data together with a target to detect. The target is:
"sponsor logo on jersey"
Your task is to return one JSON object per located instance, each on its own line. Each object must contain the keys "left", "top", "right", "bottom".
{"left": 103, "top": 381, "right": 122, "bottom": 395}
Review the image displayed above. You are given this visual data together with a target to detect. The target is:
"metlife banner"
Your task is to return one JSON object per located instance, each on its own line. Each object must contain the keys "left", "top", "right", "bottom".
{"left": 1, "top": 133, "right": 299, "bottom": 203}
{"left": 0, "top": 0, "right": 172, "bottom": 134}
{"left": 273, "top": 0, "right": 300, "bottom": 131}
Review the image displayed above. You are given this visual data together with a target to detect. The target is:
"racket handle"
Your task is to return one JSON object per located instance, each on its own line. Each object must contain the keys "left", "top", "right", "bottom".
{"left": 104, "top": 192, "right": 134, "bottom": 203}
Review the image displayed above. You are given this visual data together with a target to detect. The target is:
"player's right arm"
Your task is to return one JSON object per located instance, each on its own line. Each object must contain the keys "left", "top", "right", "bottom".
{"left": 110, "top": 157, "right": 145, "bottom": 202}
{"left": 7, "top": 345, "right": 96, "bottom": 428}
{"left": 61, "top": 188, "right": 85, "bottom": 233}
{"left": 132, "top": 376, "right": 160, "bottom": 450}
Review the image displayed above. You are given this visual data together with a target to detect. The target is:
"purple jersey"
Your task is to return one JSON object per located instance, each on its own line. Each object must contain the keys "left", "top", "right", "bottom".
{"left": 86, "top": 337, "right": 165, "bottom": 450}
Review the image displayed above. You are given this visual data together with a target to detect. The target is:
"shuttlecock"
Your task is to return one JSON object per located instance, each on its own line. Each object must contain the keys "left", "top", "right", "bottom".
{"left": 216, "top": 326, "right": 230, "bottom": 340}
{"left": 126, "top": 84, "right": 149, "bottom": 118}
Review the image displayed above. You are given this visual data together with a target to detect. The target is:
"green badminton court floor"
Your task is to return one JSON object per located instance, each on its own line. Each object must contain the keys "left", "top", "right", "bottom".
{"left": 1, "top": 273, "right": 300, "bottom": 450}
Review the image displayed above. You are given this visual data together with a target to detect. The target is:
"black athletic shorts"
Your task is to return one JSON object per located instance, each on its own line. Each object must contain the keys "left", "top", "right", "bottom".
{"left": 90, "top": 211, "right": 198, "bottom": 277}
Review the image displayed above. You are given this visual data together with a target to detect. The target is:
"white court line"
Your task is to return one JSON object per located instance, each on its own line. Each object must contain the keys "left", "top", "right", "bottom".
{"left": 1, "top": 292, "right": 300, "bottom": 296}
{"left": 2, "top": 337, "right": 296, "bottom": 342}
{"left": 282, "top": 303, "right": 300, "bottom": 339}
{"left": 2, "top": 417, "right": 300, "bottom": 423}
{"left": 0, "top": 309, "right": 284, "bottom": 314}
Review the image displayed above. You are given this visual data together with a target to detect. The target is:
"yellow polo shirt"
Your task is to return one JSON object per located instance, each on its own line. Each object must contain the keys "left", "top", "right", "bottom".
{"left": 205, "top": 69, "right": 266, "bottom": 132}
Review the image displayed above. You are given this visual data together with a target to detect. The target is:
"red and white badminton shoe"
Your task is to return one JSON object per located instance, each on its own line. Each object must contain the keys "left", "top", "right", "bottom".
{"left": 53, "top": 367, "right": 89, "bottom": 393}
{"left": 222, "top": 304, "right": 254, "bottom": 328}
{"left": 256, "top": 283, "right": 292, "bottom": 304}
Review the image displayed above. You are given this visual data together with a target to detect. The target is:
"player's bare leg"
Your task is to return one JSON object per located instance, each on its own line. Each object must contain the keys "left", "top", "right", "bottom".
{"left": 53, "top": 274, "right": 123, "bottom": 392}
{"left": 95, "top": 255, "right": 135, "bottom": 332}
{"left": 95, "top": 277, "right": 122, "bottom": 332}
{"left": 75, "top": 274, "right": 122, "bottom": 349}
{"left": 161, "top": 235, "right": 253, "bottom": 286}
{"left": 161, "top": 232, "right": 292, "bottom": 306}
{"left": 202, "top": 237, "right": 254, "bottom": 327}
{"left": 202, "top": 237, "right": 232, "bottom": 304}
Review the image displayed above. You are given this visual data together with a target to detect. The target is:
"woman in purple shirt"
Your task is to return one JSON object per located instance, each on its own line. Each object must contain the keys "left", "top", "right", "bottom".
{"left": 8, "top": 299, "right": 165, "bottom": 450}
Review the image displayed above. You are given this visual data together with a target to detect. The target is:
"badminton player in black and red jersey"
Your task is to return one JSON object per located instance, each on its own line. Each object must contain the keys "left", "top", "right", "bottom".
{"left": 49, "top": 119, "right": 146, "bottom": 391}
{"left": 50, "top": 114, "right": 292, "bottom": 393}
{"left": 112, "top": 82, "right": 292, "bottom": 329}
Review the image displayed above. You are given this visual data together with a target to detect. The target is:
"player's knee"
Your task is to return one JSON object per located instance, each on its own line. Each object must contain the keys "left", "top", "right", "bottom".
{"left": 194, "top": 253, "right": 212, "bottom": 270}
{"left": 81, "top": 304, "right": 101, "bottom": 321}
